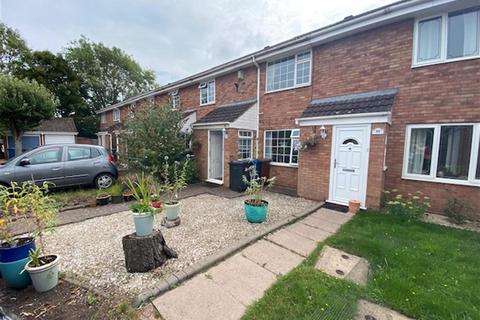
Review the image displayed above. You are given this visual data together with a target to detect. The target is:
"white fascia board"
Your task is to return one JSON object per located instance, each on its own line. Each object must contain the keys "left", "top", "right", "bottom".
{"left": 97, "top": 0, "right": 458, "bottom": 114}
{"left": 296, "top": 112, "right": 391, "bottom": 126}
{"left": 192, "top": 122, "right": 230, "bottom": 130}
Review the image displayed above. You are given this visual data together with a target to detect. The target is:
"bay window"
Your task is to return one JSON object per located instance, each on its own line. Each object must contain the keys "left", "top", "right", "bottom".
{"left": 403, "top": 124, "right": 480, "bottom": 185}
{"left": 266, "top": 51, "right": 311, "bottom": 92}
{"left": 264, "top": 129, "right": 300, "bottom": 165}
{"left": 414, "top": 7, "right": 480, "bottom": 65}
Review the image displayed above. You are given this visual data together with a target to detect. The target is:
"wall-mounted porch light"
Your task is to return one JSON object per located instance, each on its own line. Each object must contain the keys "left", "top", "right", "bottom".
{"left": 319, "top": 125, "right": 327, "bottom": 140}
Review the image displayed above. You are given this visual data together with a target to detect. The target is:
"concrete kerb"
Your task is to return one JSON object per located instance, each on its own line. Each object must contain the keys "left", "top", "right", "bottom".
{"left": 132, "top": 202, "right": 324, "bottom": 308}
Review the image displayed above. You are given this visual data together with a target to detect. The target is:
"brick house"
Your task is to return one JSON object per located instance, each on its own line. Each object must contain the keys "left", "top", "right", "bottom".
{"left": 97, "top": 0, "right": 480, "bottom": 217}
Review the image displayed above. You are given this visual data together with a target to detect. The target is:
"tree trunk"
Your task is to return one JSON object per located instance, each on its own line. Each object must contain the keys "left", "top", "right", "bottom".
{"left": 13, "top": 131, "right": 23, "bottom": 157}
{"left": 122, "top": 230, "right": 177, "bottom": 273}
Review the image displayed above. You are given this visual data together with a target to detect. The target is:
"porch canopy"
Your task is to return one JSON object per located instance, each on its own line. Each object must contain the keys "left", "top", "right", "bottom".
{"left": 296, "top": 88, "right": 398, "bottom": 126}
{"left": 192, "top": 99, "right": 257, "bottom": 130}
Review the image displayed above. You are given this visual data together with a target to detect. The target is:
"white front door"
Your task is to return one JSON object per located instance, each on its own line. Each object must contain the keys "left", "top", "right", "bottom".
{"left": 208, "top": 130, "right": 224, "bottom": 183}
{"left": 330, "top": 125, "right": 370, "bottom": 207}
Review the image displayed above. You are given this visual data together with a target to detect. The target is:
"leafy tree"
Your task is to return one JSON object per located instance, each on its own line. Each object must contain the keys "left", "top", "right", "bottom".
{"left": 122, "top": 103, "right": 187, "bottom": 176}
{"left": 64, "top": 37, "right": 156, "bottom": 112}
{"left": 0, "top": 75, "right": 58, "bottom": 156}
{"left": 0, "top": 23, "right": 30, "bottom": 74}
{"left": 16, "top": 50, "right": 99, "bottom": 137}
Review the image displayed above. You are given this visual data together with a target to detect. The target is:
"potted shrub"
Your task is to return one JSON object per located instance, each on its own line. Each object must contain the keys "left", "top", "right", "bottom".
{"left": 125, "top": 174, "right": 160, "bottom": 236}
{"left": 242, "top": 165, "right": 275, "bottom": 223}
{"left": 109, "top": 182, "right": 123, "bottom": 204}
{"left": 23, "top": 181, "right": 59, "bottom": 292}
{"left": 0, "top": 182, "right": 35, "bottom": 288}
{"left": 96, "top": 188, "right": 111, "bottom": 206}
{"left": 160, "top": 157, "right": 189, "bottom": 221}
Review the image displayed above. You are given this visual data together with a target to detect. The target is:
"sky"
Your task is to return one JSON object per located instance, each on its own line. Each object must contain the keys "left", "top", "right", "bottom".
{"left": 1, "top": 0, "right": 396, "bottom": 85}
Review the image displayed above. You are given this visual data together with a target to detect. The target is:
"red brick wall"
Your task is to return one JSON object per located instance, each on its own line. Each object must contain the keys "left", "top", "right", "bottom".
{"left": 366, "top": 123, "right": 389, "bottom": 209}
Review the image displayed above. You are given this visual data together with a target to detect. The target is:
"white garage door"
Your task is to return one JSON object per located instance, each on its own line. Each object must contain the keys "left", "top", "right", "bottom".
{"left": 45, "top": 134, "right": 75, "bottom": 145}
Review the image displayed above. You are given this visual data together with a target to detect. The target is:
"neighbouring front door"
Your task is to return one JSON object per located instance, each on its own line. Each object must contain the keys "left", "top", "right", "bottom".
{"left": 208, "top": 130, "right": 223, "bottom": 183}
{"left": 330, "top": 125, "right": 370, "bottom": 207}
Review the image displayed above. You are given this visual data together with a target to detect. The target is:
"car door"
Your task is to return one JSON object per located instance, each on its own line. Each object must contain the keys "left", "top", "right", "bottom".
{"left": 14, "top": 146, "right": 65, "bottom": 187}
{"left": 64, "top": 146, "right": 96, "bottom": 186}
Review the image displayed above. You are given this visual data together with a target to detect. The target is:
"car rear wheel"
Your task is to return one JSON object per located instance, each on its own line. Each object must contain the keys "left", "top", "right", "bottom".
{"left": 95, "top": 173, "right": 114, "bottom": 189}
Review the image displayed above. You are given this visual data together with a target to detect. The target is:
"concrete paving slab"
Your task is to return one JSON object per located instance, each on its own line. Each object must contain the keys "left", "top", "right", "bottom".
{"left": 315, "top": 246, "right": 369, "bottom": 286}
{"left": 206, "top": 253, "right": 277, "bottom": 306}
{"left": 266, "top": 229, "right": 317, "bottom": 257}
{"left": 152, "top": 275, "right": 245, "bottom": 320}
{"left": 355, "top": 300, "right": 414, "bottom": 320}
{"left": 302, "top": 215, "right": 342, "bottom": 233}
{"left": 241, "top": 239, "right": 303, "bottom": 276}
{"left": 310, "top": 208, "right": 353, "bottom": 225}
{"left": 285, "top": 222, "right": 331, "bottom": 242}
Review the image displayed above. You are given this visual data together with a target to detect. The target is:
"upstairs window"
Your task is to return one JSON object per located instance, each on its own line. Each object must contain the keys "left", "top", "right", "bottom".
{"left": 100, "top": 113, "right": 106, "bottom": 124}
{"left": 266, "top": 51, "right": 311, "bottom": 92}
{"left": 199, "top": 80, "right": 215, "bottom": 105}
{"left": 113, "top": 108, "right": 121, "bottom": 122}
{"left": 264, "top": 129, "right": 300, "bottom": 165}
{"left": 170, "top": 91, "right": 180, "bottom": 109}
{"left": 414, "top": 7, "right": 480, "bottom": 65}
{"left": 403, "top": 124, "right": 480, "bottom": 186}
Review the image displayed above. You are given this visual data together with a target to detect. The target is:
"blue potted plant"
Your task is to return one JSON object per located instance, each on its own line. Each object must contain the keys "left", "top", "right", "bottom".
{"left": 0, "top": 182, "right": 36, "bottom": 289}
{"left": 242, "top": 165, "right": 275, "bottom": 223}
{"left": 125, "top": 173, "right": 160, "bottom": 236}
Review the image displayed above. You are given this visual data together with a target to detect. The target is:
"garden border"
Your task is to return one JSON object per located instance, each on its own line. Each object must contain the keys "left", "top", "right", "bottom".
{"left": 132, "top": 201, "right": 324, "bottom": 307}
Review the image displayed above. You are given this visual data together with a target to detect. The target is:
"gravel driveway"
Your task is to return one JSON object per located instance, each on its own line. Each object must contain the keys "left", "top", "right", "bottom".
{"left": 43, "top": 192, "right": 317, "bottom": 297}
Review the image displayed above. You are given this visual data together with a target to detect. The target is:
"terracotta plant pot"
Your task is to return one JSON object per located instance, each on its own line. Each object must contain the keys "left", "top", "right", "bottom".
{"left": 348, "top": 200, "right": 361, "bottom": 214}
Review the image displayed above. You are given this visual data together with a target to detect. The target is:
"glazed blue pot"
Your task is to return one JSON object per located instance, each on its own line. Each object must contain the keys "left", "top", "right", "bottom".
{"left": 0, "top": 237, "right": 36, "bottom": 263}
{"left": 0, "top": 257, "right": 32, "bottom": 289}
{"left": 244, "top": 200, "right": 269, "bottom": 223}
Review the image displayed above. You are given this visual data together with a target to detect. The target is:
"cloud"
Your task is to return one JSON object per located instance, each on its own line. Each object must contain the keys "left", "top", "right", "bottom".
{"left": 1, "top": 0, "right": 395, "bottom": 84}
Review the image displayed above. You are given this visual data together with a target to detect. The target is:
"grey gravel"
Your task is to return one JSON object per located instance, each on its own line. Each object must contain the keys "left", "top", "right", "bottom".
{"left": 43, "top": 192, "right": 317, "bottom": 297}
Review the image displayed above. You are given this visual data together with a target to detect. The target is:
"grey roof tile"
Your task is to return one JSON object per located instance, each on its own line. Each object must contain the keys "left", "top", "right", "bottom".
{"left": 195, "top": 99, "right": 256, "bottom": 124}
{"left": 301, "top": 88, "right": 398, "bottom": 118}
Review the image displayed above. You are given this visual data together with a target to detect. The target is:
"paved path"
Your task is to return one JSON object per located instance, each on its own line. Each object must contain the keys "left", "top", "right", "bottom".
{"left": 152, "top": 208, "right": 353, "bottom": 320}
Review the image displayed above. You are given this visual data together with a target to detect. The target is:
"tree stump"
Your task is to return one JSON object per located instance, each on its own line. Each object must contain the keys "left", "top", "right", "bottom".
{"left": 122, "top": 229, "right": 177, "bottom": 273}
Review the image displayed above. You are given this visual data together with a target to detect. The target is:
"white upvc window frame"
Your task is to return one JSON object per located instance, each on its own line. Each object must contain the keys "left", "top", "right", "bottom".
{"left": 100, "top": 113, "right": 106, "bottom": 124}
{"left": 265, "top": 50, "right": 312, "bottom": 93}
{"left": 170, "top": 90, "right": 180, "bottom": 110}
{"left": 263, "top": 129, "right": 300, "bottom": 167}
{"left": 237, "top": 130, "right": 253, "bottom": 160}
{"left": 199, "top": 80, "right": 215, "bottom": 106}
{"left": 412, "top": 7, "right": 480, "bottom": 67}
{"left": 113, "top": 108, "right": 121, "bottom": 122}
{"left": 402, "top": 123, "right": 480, "bottom": 187}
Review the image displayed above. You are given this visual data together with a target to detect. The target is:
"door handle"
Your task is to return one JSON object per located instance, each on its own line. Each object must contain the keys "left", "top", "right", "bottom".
{"left": 334, "top": 159, "right": 337, "bottom": 168}
{"left": 342, "top": 168, "right": 355, "bottom": 172}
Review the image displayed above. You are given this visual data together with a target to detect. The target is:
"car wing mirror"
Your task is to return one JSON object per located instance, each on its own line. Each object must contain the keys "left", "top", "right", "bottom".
{"left": 19, "top": 158, "right": 31, "bottom": 166}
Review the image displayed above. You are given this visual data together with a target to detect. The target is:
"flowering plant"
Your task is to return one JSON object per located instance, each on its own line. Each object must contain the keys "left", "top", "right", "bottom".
{"left": 160, "top": 156, "right": 190, "bottom": 205}
{"left": 383, "top": 189, "right": 430, "bottom": 220}
{"left": 301, "top": 133, "right": 318, "bottom": 150}
{"left": 242, "top": 165, "right": 275, "bottom": 206}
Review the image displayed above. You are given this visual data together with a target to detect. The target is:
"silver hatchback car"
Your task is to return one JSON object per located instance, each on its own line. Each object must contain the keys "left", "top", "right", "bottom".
{"left": 0, "top": 144, "right": 118, "bottom": 189}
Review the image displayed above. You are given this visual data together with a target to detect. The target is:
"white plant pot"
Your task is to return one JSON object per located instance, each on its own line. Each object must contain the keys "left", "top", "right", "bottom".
{"left": 25, "top": 255, "right": 60, "bottom": 293}
{"left": 164, "top": 202, "right": 180, "bottom": 221}
{"left": 132, "top": 212, "right": 155, "bottom": 236}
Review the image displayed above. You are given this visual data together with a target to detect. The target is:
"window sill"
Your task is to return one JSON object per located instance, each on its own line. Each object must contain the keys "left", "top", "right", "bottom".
{"left": 200, "top": 102, "right": 215, "bottom": 107}
{"left": 270, "top": 162, "right": 298, "bottom": 168}
{"left": 265, "top": 83, "right": 311, "bottom": 95}
{"left": 401, "top": 175, "right": 480, "bottom": 188}
{"left": 411, "top": 55, "right": 480, "bottom": 69}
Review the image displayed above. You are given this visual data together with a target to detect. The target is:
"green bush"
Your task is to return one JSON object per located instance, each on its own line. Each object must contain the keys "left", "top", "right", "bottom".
{"left": 444, "top": 198, "right": 473, "bottom": 225}
{"left": 383, "top": 190, "right": 430, "bottom": 221}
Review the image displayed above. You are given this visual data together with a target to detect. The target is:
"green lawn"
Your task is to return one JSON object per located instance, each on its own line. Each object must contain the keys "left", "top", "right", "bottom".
{"left": 242, "top": 212, "right": 480, "bottom": 320}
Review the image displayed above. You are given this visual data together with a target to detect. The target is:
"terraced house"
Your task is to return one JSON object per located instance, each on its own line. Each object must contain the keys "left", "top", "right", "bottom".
{"left": 97, "top": 0, "right": 480, "bottom": 216}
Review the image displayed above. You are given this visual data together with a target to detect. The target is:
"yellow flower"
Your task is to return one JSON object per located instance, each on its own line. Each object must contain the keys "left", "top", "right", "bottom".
{"left": 0, "top": 218, "right": 4, "bottom": 227}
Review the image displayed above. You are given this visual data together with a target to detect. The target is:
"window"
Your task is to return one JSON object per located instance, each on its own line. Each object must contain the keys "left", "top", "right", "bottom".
{"left": 67, "top": 147, "right": 91, "bottom": 161}
{"left": 199, "top": 80, "right": 215, "bottom": 105}
{"left": 100, "top": 113, "right": 106, "bottom": 124}
{"left": 403, "top": 124, "right": 480, "bottom": 186}
{"left": 113, "top": 108, "right": 120, "bottom": 122}
{"left": 264, "top": 129, "right": 300, "bottom": 165}
{"left": 170, "top": 91, "right": 180, "bottom": 109}
{"left": 414, "top": 8, "right": 480, "bottom": 65}
{"left": 238, "top": 130, "right": 253, "bottom": 160}
{"left": 29, "top": 147, "right": 63, "bottom": 165}
{"left": 266, "top": 51, "right": 311, "bottom": 92}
